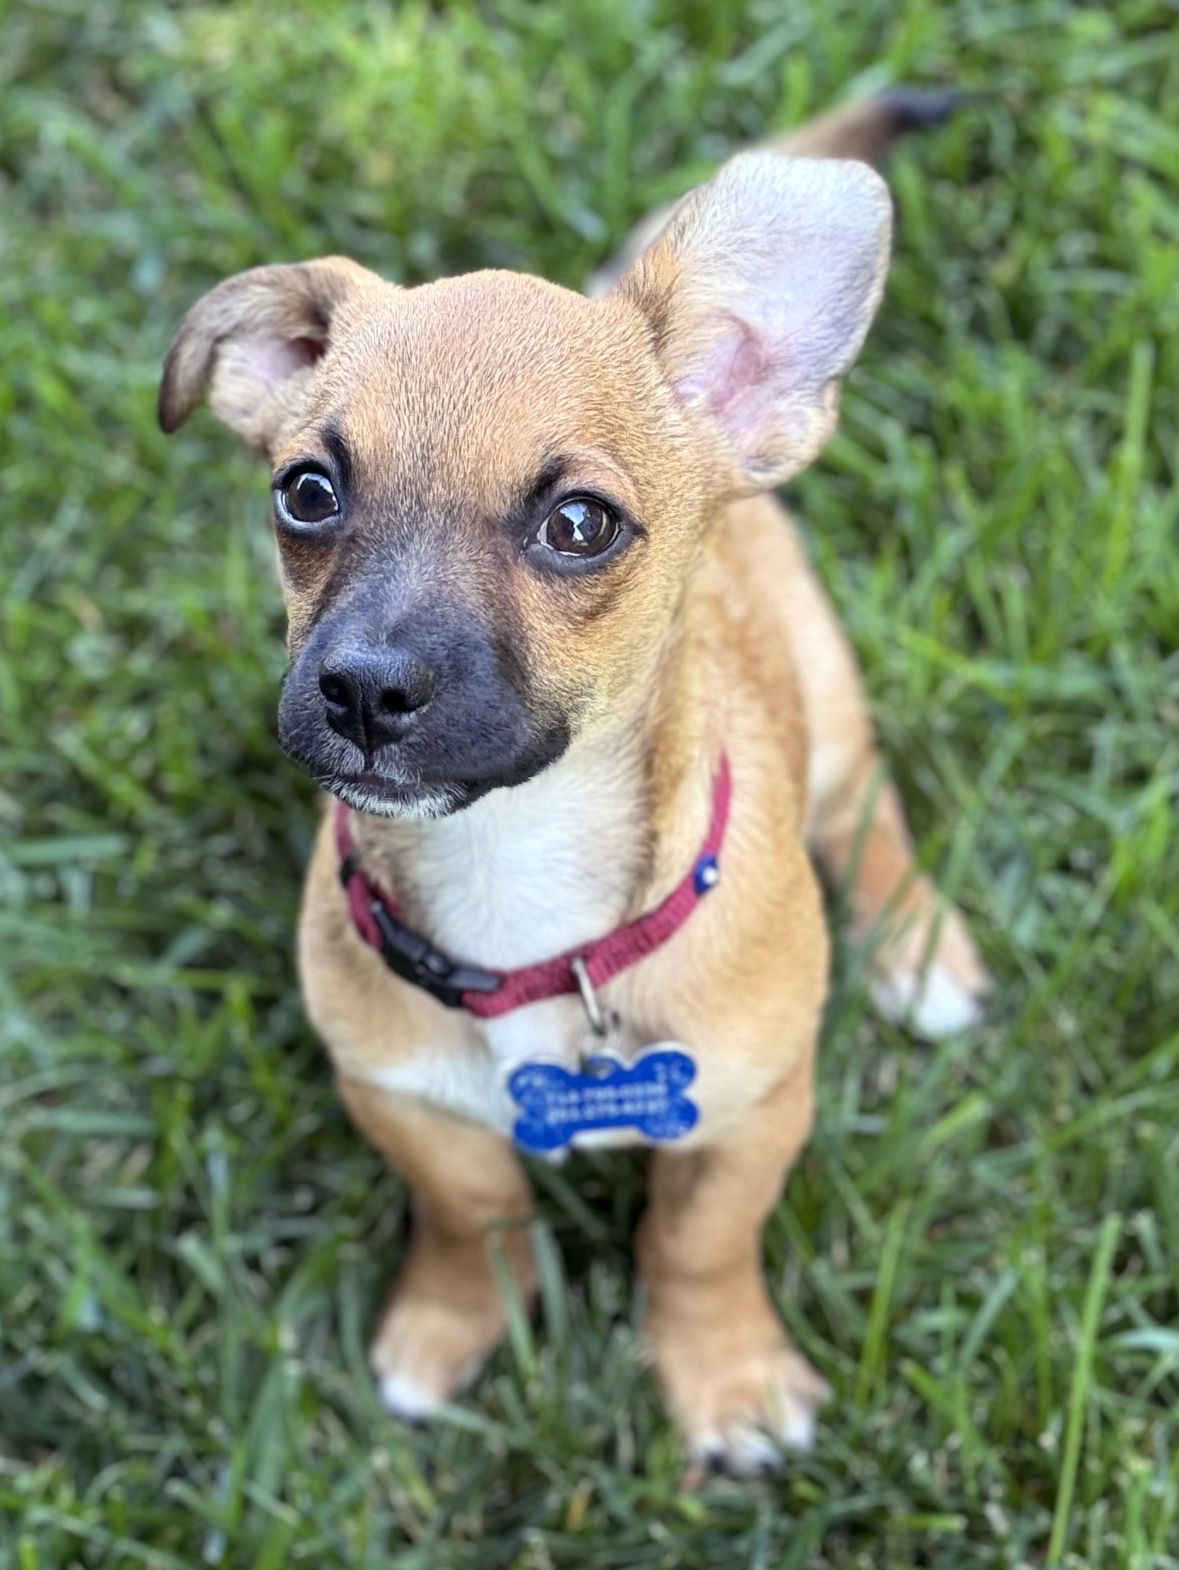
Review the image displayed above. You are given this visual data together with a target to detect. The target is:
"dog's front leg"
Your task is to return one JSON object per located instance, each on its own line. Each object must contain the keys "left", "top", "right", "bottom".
{"left": 337, "top": 1076, "right": 537, "bottom": 1419}
{"left": 637, "top": 1065, "right": 826, "bottom": 1474}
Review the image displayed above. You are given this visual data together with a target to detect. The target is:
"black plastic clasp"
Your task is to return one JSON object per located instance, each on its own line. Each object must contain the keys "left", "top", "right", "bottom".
{"left": 369, "top": 900, "right": 502, "bottom": 1009}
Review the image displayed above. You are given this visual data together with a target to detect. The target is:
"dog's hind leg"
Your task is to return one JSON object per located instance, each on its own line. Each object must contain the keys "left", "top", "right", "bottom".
{"left": 740, "top": 497, "right": 990, "bottom": 1038}
{"left": 808, "top": 762, "right": 990, "bottom": 1039}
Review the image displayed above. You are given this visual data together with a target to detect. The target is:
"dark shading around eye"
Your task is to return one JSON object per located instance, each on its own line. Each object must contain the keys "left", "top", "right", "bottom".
{"left": 320, "top": 424, "right": 354, "bottom": 495}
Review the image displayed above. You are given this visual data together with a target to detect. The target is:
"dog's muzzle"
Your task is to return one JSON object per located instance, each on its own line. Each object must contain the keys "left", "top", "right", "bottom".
{"left": 276, "top": 604, "right": 570, "bottom": 815}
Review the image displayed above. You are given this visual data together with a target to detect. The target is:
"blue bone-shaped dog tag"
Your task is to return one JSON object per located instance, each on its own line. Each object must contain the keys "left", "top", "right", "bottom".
{"left": 508, "top": 1048, "right": 699, "bottom": 1155}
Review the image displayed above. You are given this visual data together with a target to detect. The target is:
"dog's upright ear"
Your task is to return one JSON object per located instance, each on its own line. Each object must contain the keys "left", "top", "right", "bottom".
{"left": 158, "top": 256, "right": 381, "bottom": 449}
{"left": 615, "top": 154, "right": 892, "bottom": 491}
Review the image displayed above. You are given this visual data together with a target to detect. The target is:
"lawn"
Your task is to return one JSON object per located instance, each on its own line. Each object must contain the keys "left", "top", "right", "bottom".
{"left": 2, "top": 0, "right": 1178, "bottom": 1565}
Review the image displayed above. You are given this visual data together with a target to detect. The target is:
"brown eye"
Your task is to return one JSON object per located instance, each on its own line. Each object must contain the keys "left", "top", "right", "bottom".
{"left": 537, "top": 497, "right": 618, "bottom": 557}
{"left": 276, "top": 466, "right": 339, "bottom": 526}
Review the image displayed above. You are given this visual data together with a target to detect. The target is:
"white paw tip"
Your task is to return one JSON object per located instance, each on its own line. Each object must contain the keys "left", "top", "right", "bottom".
{"left": 726, "top": 1426, "right": 785, "bottom": 1475}
{"left": 870, "top": 961, "right": 986, "bottom": 1040}
{"left": 773, "top": 1395, "right": 817, "bottom": 1453}
{"left": 692, "top": 1425, "right": 781, "bottom": 1477}
{"left": 689, "top": 1396, "right": 817, "bottom": 1475}
{"left": 377, "top": 1371, "right": 442, "bottom": 1422}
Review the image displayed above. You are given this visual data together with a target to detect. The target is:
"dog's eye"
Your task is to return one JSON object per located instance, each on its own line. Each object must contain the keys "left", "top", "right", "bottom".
{"left": 537, "top": 497, "right": 618, "bottom": 557}
{"left": 275, "top": 466, "right": 339, "bottom": 527}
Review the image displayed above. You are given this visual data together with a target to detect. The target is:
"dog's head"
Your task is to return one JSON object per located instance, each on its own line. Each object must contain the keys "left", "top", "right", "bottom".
{"left": 159, "top": 155, "right": 890, "bottom": 817}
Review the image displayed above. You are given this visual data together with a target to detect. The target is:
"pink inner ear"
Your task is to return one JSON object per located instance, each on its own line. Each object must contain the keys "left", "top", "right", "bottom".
{"left": 676, "top": 315, "right": 779, "bottom": 443}
{"left": 247, "top": 333, "right": 324, "bottom": 391}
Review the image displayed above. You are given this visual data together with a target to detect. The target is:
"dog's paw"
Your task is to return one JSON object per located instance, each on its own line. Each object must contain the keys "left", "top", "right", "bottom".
{"left": 370, "top": 1294, "right": 501, "bottom": 1423}
{"left": 377, "top": 1370, "right": 444, "bottom": 1423}
{"left": 869, "top": 896, "right": 990, "bottom": 1040}
{"left": 655, "top": 1333, "right": 830, "bottom": 1476}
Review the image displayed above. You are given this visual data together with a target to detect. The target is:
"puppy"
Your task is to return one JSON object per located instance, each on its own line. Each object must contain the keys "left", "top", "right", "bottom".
{"left": 159, "top": 88, "right": 987, "bottom": 1472}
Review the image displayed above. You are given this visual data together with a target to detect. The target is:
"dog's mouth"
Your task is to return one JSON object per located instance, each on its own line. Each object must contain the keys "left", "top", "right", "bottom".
{"left": 280, "top": 675, "right": 573, "bottom": 819}
{"left": 294, "top": 715, "right": 573, "bottom": 820}
{"left": 316, "top": 771, "right": 462, "bottom": 821}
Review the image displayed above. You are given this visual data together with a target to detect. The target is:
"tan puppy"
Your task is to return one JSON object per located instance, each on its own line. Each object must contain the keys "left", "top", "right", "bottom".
{"left": 159, "top": 89, "right": 986, "bottom": 1473}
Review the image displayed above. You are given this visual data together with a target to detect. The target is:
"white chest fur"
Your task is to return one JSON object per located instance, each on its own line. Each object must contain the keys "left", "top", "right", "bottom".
{"left": 406, "top": 742, "right": 639, "bottom": 979}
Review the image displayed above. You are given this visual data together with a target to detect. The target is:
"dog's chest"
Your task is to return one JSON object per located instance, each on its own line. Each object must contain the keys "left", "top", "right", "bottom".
{"left": 360, "top": 753, "right": 683, "bottom": 1146}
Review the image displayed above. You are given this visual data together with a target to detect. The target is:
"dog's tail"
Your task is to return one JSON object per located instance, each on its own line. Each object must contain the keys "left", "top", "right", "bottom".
{"left": 767, "top": 85, "right": 960, "bottom": 165}
{"left": 588, "top": 86, "right": 959, "bottom": 296}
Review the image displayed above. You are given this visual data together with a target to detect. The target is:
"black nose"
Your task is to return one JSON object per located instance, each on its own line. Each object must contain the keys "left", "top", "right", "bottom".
{"left": 318, "top": 650, "right": 436, "bottom": 757}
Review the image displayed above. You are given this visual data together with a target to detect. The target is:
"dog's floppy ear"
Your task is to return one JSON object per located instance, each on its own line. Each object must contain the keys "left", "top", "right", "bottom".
{"left": 158, "top": 256, "right": 381, "bottom": 448}
{"left": 615, "top": 154, "right": 892, "bottom": 491}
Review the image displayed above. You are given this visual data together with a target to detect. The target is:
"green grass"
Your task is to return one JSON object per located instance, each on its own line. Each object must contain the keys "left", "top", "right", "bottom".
{"left": 2, "top": 0, "right": 1178, "bottom": 1564}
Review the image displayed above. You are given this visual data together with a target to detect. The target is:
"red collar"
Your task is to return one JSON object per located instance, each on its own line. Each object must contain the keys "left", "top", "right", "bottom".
{"left": 334, "top": 756, "right": 731, "bottom": 1020}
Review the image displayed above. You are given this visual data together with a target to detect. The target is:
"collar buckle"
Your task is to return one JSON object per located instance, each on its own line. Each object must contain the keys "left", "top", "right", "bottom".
{"left": 369, "top": 900, "right": 502, "bottom": 1009}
